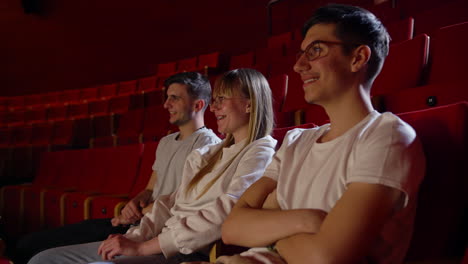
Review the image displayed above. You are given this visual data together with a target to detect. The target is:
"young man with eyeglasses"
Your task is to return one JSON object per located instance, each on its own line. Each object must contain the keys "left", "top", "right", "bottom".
{"left": 15, "top": 72, "right": 221, "bottom": 264}
{"left": 218, "top": 4, "right": 425, "bottom": 264}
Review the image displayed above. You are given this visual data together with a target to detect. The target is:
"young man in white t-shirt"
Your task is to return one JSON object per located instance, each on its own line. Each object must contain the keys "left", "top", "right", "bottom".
{"left": 219, "top": 4, "right": 425, "bottom": 264}
{"left": 15, "top": 72, "right": 220, "bottom": 264}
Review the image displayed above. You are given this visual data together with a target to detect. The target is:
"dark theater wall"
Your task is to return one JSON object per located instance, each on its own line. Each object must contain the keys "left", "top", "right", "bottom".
{"left": 0, "top": 0, "right": 270, "bottom": 96}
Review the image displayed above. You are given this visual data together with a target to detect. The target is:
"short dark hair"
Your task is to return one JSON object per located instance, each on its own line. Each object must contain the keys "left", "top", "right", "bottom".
{"left": 164, "top": 72, "right": 212, "bottom": 111}
{"left": 303, "top": 4, "right": 390, "bottom": 84}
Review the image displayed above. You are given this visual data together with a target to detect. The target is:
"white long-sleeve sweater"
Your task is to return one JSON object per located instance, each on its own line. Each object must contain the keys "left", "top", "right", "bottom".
{"left": 125, "top": 136, "right": 277, "bottom": 257}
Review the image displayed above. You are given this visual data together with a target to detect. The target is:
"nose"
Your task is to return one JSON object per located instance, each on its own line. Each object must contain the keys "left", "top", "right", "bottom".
{"left": 163, "top": 98, "right": 170, "bottom": 109}
{"left": 209, "top": 102, "right": 216, "bottom": 112}
{"left": 293, "top": 53, "right": 310, "bottom": 74}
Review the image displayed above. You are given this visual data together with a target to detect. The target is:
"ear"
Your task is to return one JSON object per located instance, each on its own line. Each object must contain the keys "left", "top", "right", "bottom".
{"left": 350, "top": 45, "right": 371, "bottom": 73}
{"left": 245, "top": 100, "right": 251, "bottom": 113}
{"left": 193, "top": 99, "right": 205, "bottom": 112}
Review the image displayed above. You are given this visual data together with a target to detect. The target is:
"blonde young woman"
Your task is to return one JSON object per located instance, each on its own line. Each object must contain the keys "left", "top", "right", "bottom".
{"left": 28, "top": 68, "right": 277, "bottom": 264}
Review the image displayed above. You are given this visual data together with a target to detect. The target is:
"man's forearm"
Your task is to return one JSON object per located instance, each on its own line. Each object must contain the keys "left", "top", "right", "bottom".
{"left": 222, "top": 208, "right": 326, "bottom": 248}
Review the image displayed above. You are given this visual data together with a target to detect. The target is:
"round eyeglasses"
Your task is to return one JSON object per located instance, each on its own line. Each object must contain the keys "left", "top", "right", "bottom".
{"left": 296, "top": 40, "right": 361, "bottom": 61}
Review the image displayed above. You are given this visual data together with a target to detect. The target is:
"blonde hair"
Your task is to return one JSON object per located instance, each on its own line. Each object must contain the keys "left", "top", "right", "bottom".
{"left": 185, "top": 68, "right": 274, "bottom": 198}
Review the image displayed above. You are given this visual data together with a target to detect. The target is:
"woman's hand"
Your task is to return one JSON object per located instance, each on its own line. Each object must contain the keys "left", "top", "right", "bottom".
{"left": 97, "top": 234, "right": 143, "bottom": 260}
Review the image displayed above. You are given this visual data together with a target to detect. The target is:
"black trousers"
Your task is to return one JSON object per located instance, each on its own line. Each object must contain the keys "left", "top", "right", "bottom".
{"left": 14, "top": 218, "right": 129, "bottom": 264}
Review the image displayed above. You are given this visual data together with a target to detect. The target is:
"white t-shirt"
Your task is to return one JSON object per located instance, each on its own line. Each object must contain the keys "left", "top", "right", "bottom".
{"left": 151, "top": 128, "right": 220, "bottom": 200}
{"left": 265, "top": 111, "right": 425, "bottom": 264}
{"left": 126, "top": 136, "right": 277, "bottom": 257}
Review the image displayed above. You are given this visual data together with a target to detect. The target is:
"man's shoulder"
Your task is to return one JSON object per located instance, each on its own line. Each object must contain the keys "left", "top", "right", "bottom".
{"left": 360, "top": 112, "right": 418, "bottom": 147}
{"left": 194, "top": 128, "right": 221, "bottom": 143}
{"left": 371, "top": 112, "right": 416, "bottom": 137}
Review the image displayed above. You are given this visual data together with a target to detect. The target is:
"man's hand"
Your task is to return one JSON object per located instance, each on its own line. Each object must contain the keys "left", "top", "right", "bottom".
{"left": 113, "top": 190, "right": 152, "bottom": 226}
{"left": 111, "top": 215, "right": 135, "bottom": 227}
{"left": 97, "top": 234, "right": 143, "bottom": 260}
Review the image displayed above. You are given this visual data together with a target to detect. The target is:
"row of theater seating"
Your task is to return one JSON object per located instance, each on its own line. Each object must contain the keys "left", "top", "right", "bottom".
{"left": 2, "top": 20, "right": 468, "bottom": 150}
{"left": 268, "top": 0, "right": 468, "bottom": 37}
{"left": 0, "top": 101, "right": 466, "bottom": 262}
{"left": 0, "top": 58, "right": 219, "bottom": 127}
{"left": 0, "top": 25, "right": 466, "bottom": 190}
{"left": 1, "top": 16, "right": 467, "bottom": 133}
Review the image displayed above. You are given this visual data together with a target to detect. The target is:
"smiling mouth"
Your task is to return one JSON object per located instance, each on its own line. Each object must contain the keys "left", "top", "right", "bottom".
{"left": 304, "top": 77, "right": 319, "bottom": 84}
{"left": 216, "top": 115, "right": 226, "bottom": 120}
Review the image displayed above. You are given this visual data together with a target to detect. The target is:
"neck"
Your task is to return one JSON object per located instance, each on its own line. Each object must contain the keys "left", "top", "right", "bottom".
{"left": 232, "top": 125, "right": 249, "bottom": 144}
{"left": 178, "top": 116, "right": 205, "bottom": 141}
{"left": 320, "top": 84, "right": 374, "bottom": 142}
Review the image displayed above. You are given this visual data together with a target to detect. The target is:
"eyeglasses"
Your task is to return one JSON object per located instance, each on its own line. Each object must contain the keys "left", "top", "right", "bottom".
{"left": 296, "top": 40, "right": 361, "bottom": 61}
{"left": 210, "top": 96, "right": 246, "bottom": 107}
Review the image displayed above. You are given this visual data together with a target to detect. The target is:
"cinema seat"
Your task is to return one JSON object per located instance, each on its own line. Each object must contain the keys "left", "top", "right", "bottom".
{"left": 383, "top": 81, "right": 468, "bottom": 114}
{"left": 62, "top": 144, "right": 143, "bottom": 225}
{"left": 372, "top": 34, "right": 429, "bottom": 96}
{"left": 427, "top": 22, "right": 468, "bottom": 85}
{"left": 1, "top": 151, "right": 64, "bottom": 235}
{"left": 399, "top": 102, "right": 467, "bottom": 262}
{"left": 268, "top": 74, "right": 294, "bottom": 128}
{"left": 88, "top": 142, "right": 158, "bottom": 220}
{"left": 118, "top": 80, "right": 137, "bottom": 95}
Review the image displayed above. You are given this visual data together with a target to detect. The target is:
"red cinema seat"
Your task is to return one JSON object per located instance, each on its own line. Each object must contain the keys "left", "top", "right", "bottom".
{"left": 0, "top": 127, "right": 13, "bottom": 148}
{"left": 6, "top": 109, "right": 26, "bottom": 127}
{"left": 428, "top": 22, "right": 468, "bottom": 85}
{"left": 98, "top": 84, "right": 118, "bottom": 99}
{"left": 144, "top": 89, "right": 165, "bottom": 108}
{"left": 58, "top": 89, "right": 81, "bottom": 104}
{"left": 386, "top": 17, "right": 414, "bottom": 44}
{"left": 51, "top": 120, "right": 74, "bottom": 148}
{"left": 177, "top": 56, "right": 198, "bottom": 73}
{"left": 22, "top": 150, "right": 66, "bottom": 233}
{"left": 63, "top": 144, "right": 143, "bottom": 225}
{"left": 204, "top": 111, "right": 218, "bottom": 136}
{"left": 30, "top": 122, "right": 53, "bottom": 147}
{"left": 382, "top": 81, "right": 468, "bottom": 114}
{"left": 47, "top": 103, "right": 68, "bottom": 122}
{"left": 198, "top": 51, "right": 224, "bottom": 76}
{"left": 115, "top": 108, "right": 145, "bottom": 145}
{"left": 80, "top": 87, "right": 99, "bottom": 102}
{"left": 6, "top": 96, "right": 24, "bottom": 111}
{"left": 229, "top": 52, "right": 255, "bottom": 70}
{"left": 40, "top": 92, "right": 59, "bottom": 106}
{"left": 268, "top": 74, "right": 294, "bottom": 128}
{"left": 399, "top": 102, "right": 467, "bottom": 262}
{"left": 140, "top": 105, "right": 171, "bottom": 142}
{"left": 282, "top": 69, "right": 310, "bottom": 125}
{"left": 37, "top": 149, "right": 88, "bottom": 229}
{"left": 89, "top": 141, "right": 158, "bottom": 220}
{"left": 157, "top": 62, "right": 177, "bottom": 77}
{"left": 67, "top": 101, "right": 89, "bottom": 120}
{"left": 25, "top": 105, "right": 47, "bottom": 125}
{"left": 412, "top": 1, "right": 468, "bottom": 36}
{"left": 267, "top": 31, "right": 292, "bottom": 50}
{"left": 92, "top": 114, "right": 116, "bottom": 147}
{"left": 137, "top": 75, "right": 158, "bottom": 93}
{"left": 372, "top": 34, "right": 429, "bottom": 96}
{"left": 88, "top": 98, "right": 110, "bottom": 117}
{"left": 94, "top": 108, "right": 145, "bottom": 147}
{"left": 72, "top": 117, "right": 93, "bottom": 149}
{"left": 1, "top": 150, "right": 63, "bottom": 235}
{"left": 23, "top": 94, "right": 41, "bottom": 108}
{"left": 109, "top": 94, "right": 131, "bottom": 115}
{"left": 11, "top": 125, "right": 32, "bottom": 147}
{"left": 118, "top": 80, "right": 137, "bottom": 96}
